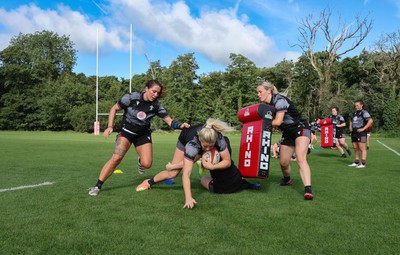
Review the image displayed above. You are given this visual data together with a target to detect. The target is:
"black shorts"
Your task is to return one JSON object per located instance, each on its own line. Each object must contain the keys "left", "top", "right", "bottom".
{"left": 281, "top": 125, "right": 311, "bottom": 146}
{"left": 351, "top": 132, "right": 367, "bottom": 143}
{"left": 117, "top": 128, "right": 152, "bottom": 147}
{"left": 335, "top": 129, "right": 345, "bottom": 139}
{"left": 176, "top": 140, "right": 185, "bottom": 151}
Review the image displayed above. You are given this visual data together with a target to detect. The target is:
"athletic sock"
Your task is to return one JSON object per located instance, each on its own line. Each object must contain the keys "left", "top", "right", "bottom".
{"left": 95, "top": 179, "right": 104, "bottom": 189}
{"left": 241, "top": 179, "right": 254, "bottom": 189}
{"left": 305, "top": 185, "right": 312, "bottom": 194}
{"left": 354, "top": 160, "right": 360, "bottom": 165}
{"left": 148, "top": 178, "right": 156, "bottom": 186}
{"left": 361, "top": 160, "right": 366, "bottom": 166}
{"left": 283, "top": 176, "right": 291, "bottom": 183}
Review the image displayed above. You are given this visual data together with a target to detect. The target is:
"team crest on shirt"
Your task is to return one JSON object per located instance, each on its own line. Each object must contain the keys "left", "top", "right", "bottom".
{"left": 150, "top": 106, "right": 154, "bottom": 111}
{"left": 137, "top": 111, "right": 146, "bottom": 120}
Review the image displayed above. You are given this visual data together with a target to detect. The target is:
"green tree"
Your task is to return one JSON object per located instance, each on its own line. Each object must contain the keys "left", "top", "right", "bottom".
{"left": 291, "top": 55, "right": 320, "bottom": 119}
{"left": 382, "top": 96, "right": 400, "bottom": 133}
{"left": 193, "top": 71, "right": 226, "bottom": 123}
{"left": 69, "top": 104, "right": 96, "bottom": 132}
{"left": 224, "top": 53, "right": 258, "bottom": 126}
{"left": 38, "top": 73, "right": 93, "bottom": 130}
{"left": 0, "top": 30, "right": 76, "bottom": 83}
{"left": 162, "top": 53, "right": 199, "bottom": 125}
{"left": 293, "top": 8, "right": 373, "bottom": 116}
{"left": 257, "top": 59, "right": 296, "bottom": 98}
{"left": 0, "top": 30, "right": 77, "bottom": 130}
{"left": 372, "top": 30, "right": 400, "bottom": 98}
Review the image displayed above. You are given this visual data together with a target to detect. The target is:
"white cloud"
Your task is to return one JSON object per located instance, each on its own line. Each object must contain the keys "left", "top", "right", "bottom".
{"left": 281, "top": 50, "right": 301, "bottom": 62}
{"left": 0, "top": 0, "right": 300, "bottom": 70}
{"left": 108, "top": 0, "right": 297, "bottom": 67}
{"left": 0, "top": 3, "right": 126, "bottom": 54}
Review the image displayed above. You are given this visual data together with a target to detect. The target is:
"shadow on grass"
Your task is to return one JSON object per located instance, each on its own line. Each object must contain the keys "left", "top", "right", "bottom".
{"left": 312, "top": 151, "right": 336, "bottom": 158}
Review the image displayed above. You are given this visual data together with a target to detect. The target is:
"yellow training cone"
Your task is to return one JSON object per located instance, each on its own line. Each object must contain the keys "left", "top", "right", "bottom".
{"left": 113, "top": 169, "right": 123, "bottom": 174}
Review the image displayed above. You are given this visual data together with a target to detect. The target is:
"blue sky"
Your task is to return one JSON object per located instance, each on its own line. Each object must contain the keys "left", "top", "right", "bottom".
{"left": 1, "top": 0, "right": 399, "bottom": 79}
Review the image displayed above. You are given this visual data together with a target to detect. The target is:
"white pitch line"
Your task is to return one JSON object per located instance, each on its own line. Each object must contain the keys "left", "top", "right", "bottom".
{"left": 377, "top": 140, "right": 400, "bottom": 157}
{"left": 0, "top": 182, "right": 54, "bottom": 193}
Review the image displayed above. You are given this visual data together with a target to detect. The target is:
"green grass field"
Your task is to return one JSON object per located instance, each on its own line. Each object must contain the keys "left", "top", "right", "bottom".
{"left": 1, "top": 131, "right": 399, "bottom": 255}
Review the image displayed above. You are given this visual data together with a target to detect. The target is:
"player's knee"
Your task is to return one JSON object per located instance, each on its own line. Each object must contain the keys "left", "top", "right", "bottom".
{"left": 141, "top": 159, "right": 152, "bottom": 169}
{"left": 111, "top": 154, "right": 124, "bottom": 164}
{"left": 296, "top": 156, "right": 307, "bottom": 165}
{"left": 280, "top": 160, "right": 290, "bottom": 169}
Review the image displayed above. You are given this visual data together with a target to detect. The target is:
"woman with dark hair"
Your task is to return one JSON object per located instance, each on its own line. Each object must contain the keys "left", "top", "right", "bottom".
{"left": 348, "top": 100, "right": 373, "bottom": 168}
{"left": 88, "top": 80, "right": 189, "bottom": 196}
{"left": 330, "top": 107, "right": 352, "bottom": 158}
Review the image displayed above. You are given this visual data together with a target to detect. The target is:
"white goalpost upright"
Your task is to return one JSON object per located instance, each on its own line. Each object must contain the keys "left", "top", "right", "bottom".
{"left": 94, "top": 28, "right": 100, "bottom": 135}
{"left": 94, "top": 25, "right": 133, "bottom": 135}
{"left": 130, "top": 24, "right": 132, "bottom": 93}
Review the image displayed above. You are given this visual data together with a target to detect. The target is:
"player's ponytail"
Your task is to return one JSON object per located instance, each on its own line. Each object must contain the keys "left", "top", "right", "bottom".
{"left": 259, "top": 81, "right": 278, "bottom": 94}
{"left": 198, "top": 118, "right": 235, "bottom": 143}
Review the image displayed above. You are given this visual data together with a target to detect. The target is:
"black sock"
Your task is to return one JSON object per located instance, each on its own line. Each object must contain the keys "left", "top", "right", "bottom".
{"left": 95, "top": 179, "right": 104, "bottom": 189}
{"left": 241, "top": 179, "right": 255, "bottom": 189}
{"left": 355, "top": 160, "right": 360, "bottom": 164}
{"left": 148, "top": 178, "right": 156, "bottom": 186}
{"left": 283, "top": 176, "right": 291, "bottom": 182}
{"left": 362, "top": 160, "right": 366, "bottom": 165}
{"left": 305, "top": 185, "right": 312, "bottom": 194}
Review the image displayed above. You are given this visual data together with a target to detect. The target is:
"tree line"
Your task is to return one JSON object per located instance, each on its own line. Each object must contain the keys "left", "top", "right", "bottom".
{"left": 0, "top": 30, "right": 399, "bottom": 135}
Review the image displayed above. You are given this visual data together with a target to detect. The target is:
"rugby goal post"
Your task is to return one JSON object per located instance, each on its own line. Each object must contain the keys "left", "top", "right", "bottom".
{"left": 94, "top": 25, "right": 133, "bottom": 135}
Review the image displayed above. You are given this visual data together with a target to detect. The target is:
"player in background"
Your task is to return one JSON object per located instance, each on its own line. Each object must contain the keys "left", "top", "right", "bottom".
{"left": 257, "top": 81, "right": 314, "bottom": 200}
{"left": 272, "top": 142, "right": 281, "bottom": 159}
{"left": 135, "top": 119, "right": 259, "bottom": 208}
{"left": 309, "top": 119, "right": 319, "bottom": 150}
{"left": 88, "top": 80, "right": 189, "bottom": 196}
{"left": 330, "top": 107, "right": 352, "bottom": 158}
{"left": 348, "top": 100, "right": 373, "bottom": 168}
{"left": 272, "top": 141, "right": 297, "bottom": 161}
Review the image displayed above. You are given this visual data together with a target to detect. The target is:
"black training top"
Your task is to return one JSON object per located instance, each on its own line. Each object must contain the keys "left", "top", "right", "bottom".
{"left": 331, "top": 114, "right": 346, "bottom": 131}
{"left": 268, "top": 94, "right": 308, "bottom": 131}
{"left": 178, "top": 124, "right": 227, "bottom": 161}
{"left": 117, "top": 92, "right": 169, "bottom": 135}
{"left": 179, "top": 128, "right": 242, "bottom": 194}
{"left": 209, "top": 137, "right": 243, "bottom": 194}
{"left": 310, "top": 121, "right": 320, "bottom": 134}
{"left": 350, "top": 109, "right": 371, "bottom": 130}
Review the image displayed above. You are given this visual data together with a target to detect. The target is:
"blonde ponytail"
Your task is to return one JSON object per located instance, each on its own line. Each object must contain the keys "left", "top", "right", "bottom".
{"left": 198, "top": 118, "right": 235, "bottom": 143}
{"left": 259, "top": 81, "right": 278, "bottom": 94}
